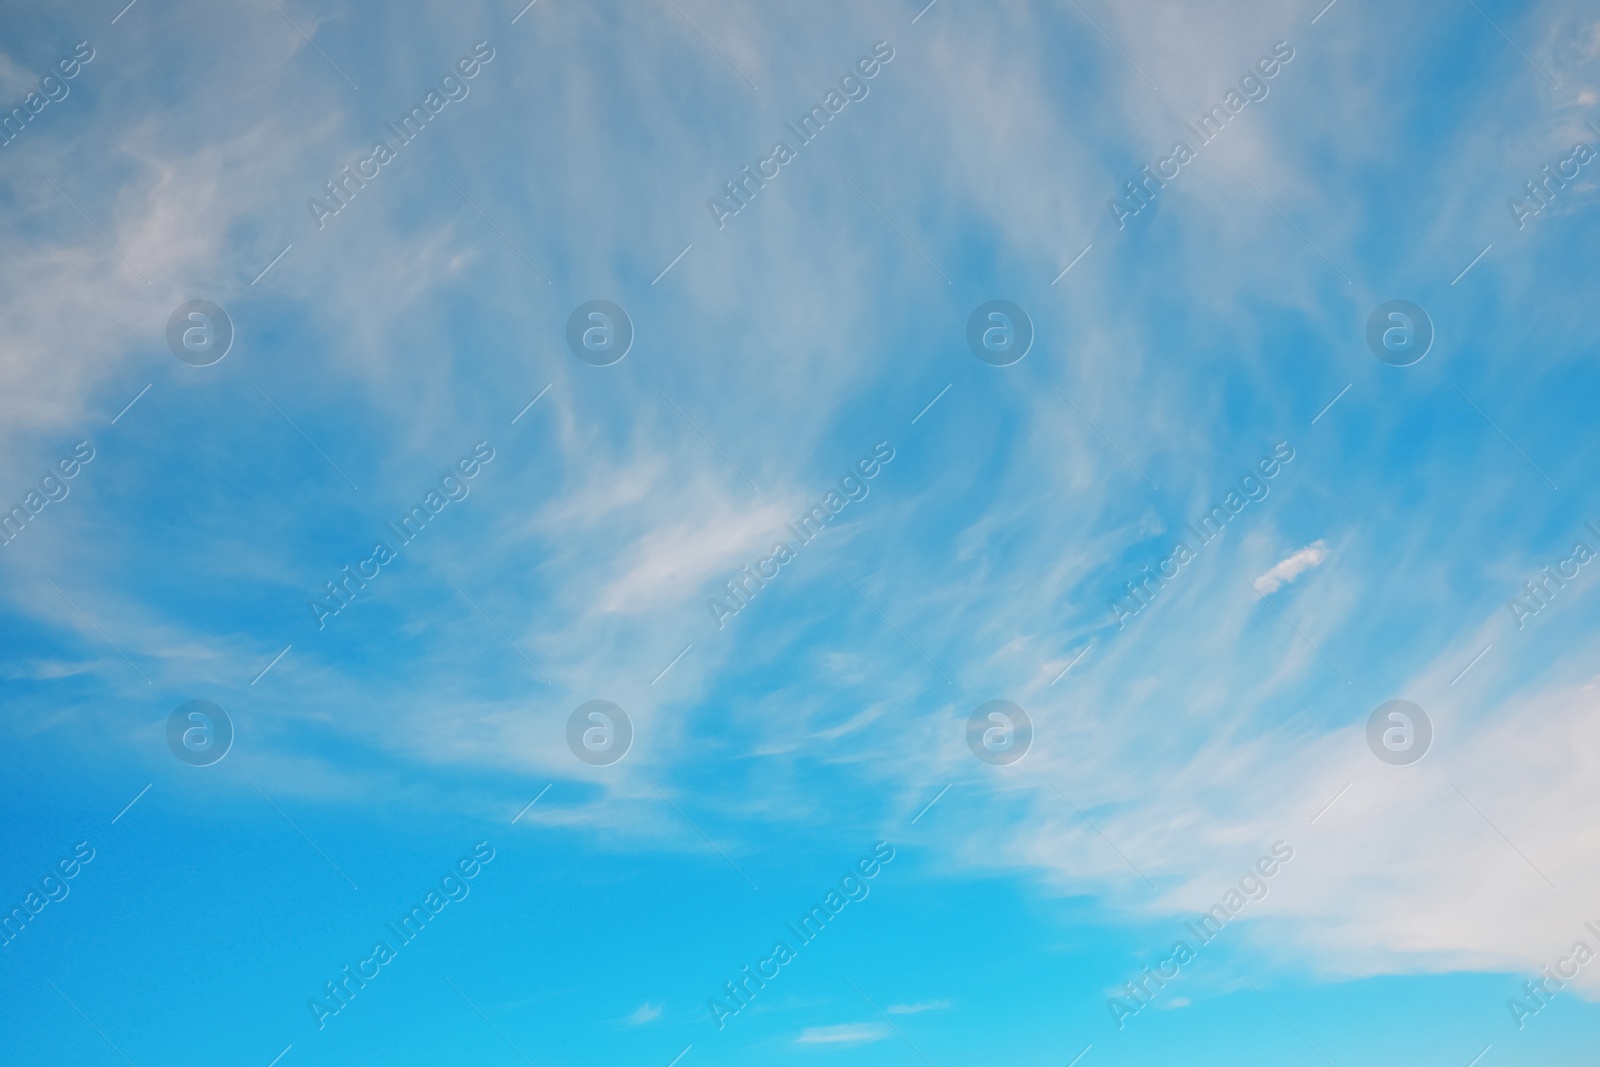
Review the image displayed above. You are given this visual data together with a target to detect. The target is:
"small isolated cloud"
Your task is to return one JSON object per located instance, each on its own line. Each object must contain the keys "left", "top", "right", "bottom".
{"left": 624, "top": 1002, "right": 663, "bottom": 1026}
{"left": 1253, "top": 540, "right": 1328, "bottom": 594}
{"left": 794, "top": 1023, "right": 892, "bottom": 1046}
{"left": 885, "top": 999, "right": 951, "bottom": 1015}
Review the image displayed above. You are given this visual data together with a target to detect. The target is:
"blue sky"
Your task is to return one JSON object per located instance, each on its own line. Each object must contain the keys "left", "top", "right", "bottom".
{"left": 3, "top": 0, "right": 1600, "bottom": 1063}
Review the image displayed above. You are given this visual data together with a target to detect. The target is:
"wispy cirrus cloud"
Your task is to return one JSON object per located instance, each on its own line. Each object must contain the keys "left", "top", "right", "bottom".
{"left": 886, "top": 999, "right": 951, "bottom": 1015}
{"left": 793, "top": 1022, "right": 890, "bottom": 1046}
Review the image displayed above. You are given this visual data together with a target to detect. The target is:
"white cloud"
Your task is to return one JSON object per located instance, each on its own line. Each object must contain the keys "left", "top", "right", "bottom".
{"left": 885, "top": 999, "right": 951, "bottom": 1015}
{"left": 623, "top": 1002, "right": 662, "bottom": 1026}
{"left": 9, "top": 0, "right": 1600, "bottom": 1010}
{"left": 794, "top": 1023, "right": 891, "bottom": 1046}
{"left": 1253, "top": 540, "right": 1328, "bottom": 594}
{"left": 3, "top": 658, "right": 94, "bottom": 680}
